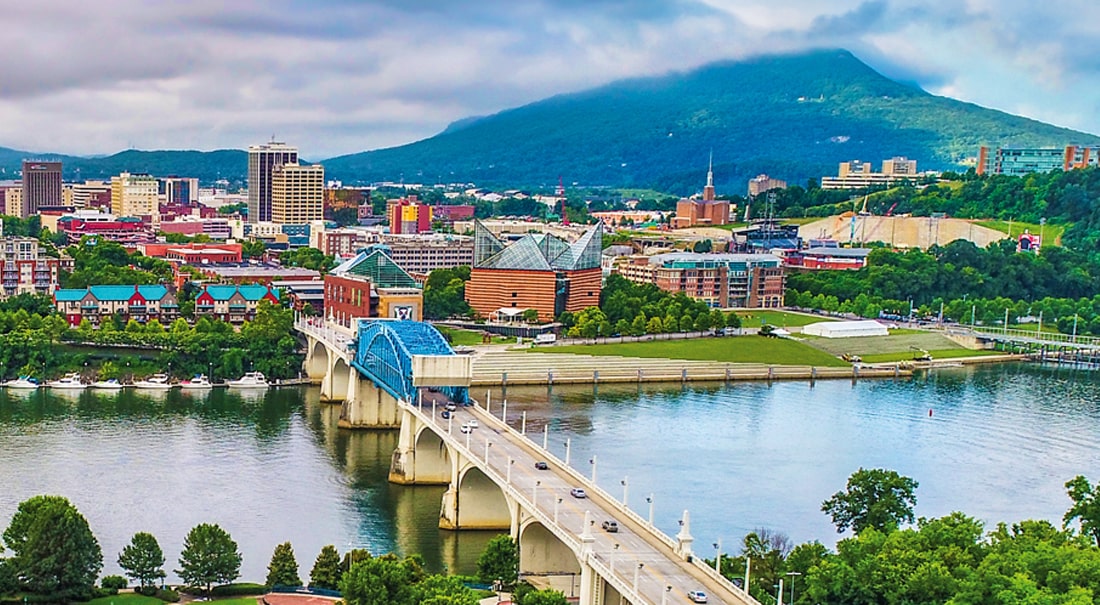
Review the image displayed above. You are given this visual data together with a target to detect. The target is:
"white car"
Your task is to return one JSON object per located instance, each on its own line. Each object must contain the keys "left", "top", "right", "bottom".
{"left": 688, "top": 591, "right": 708, "bottom": 603}
{"left": 460, "top": 423, "right": 472, "bottom": 433}
{"left": 467, "top": 418, "right": 479, "bottom": 428}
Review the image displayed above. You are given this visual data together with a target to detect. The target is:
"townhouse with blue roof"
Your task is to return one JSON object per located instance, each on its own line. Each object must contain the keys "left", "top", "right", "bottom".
{"left": 194, "top": 284, "right": 280, "bottom": 324}
{"left": 55, "top": 285, "right": 178, "bottom": 326}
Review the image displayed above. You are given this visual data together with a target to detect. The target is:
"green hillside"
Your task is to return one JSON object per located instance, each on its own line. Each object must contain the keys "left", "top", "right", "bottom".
{"left": 324, "top": 49, "right": 1100, "bottom": 192}
{"left": 0, "top": 148, "right": 248, "bottom": 186}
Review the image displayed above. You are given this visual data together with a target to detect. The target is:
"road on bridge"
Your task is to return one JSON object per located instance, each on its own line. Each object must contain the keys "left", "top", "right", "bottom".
{"left": 418, "top": 395, "right": 751, "bottom": 605}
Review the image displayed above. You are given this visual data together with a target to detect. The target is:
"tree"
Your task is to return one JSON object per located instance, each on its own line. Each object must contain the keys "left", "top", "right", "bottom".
{"left": 416, "top": 575, "right": 479, "bottom": 605}
{"left": 265, "top": 541, "right": 302, "bottom": 588}
{"left": 476, "top": 535, "right": 519, "bottom": 588}
{"left": 822, "top": 468, "right": 919, "bottom": 534}
{"left": 117, "top": 532, "right": 166, "bottom": 589}
{"left": 1064, "top": 475, "right": 1100, "bottom": 546}
{"left": 2, "top": 495, "right": 103, "bottom": 599}
{"left": 517, "top": 588, "right": 569, "bottom": 605}
{"left": 176, "top": 523, "right": 242, "bottom": 595}
{"left": 309, "top": 544, "right": 342, "bottom": 590}
{"left": 339, "top": 555, "right": 423, "bottom": 605}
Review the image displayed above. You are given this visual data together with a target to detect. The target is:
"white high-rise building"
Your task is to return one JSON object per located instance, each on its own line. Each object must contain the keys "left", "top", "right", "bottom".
{"left": 247, "top": 142, "right": 298, "bottom": 224}
{"left": 111, "top": 173, "right": 159, "bottom": 217}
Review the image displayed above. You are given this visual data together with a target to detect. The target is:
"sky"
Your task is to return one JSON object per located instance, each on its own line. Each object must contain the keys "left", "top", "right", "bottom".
{"left": 0, "top": 0, "right": 1097, "bottom": 160}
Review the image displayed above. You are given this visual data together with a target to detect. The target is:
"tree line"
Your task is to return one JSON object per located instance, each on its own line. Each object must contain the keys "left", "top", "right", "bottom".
{"left": 0, "top": 496, "right": 568, "bottom": 605}
{"left": 705, "top": 469, "right": 1100, "bottom": 605}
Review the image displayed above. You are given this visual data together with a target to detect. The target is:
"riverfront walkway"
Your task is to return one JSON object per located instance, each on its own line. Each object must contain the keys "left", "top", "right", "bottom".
{"left": 470, "top": 350, "right": 908, "bottom": 386}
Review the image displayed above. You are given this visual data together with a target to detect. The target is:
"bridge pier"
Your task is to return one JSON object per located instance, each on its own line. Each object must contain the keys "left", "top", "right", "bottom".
{"left": 439, "top": 458, "right": 513, "bottom": 531}
{"left": 339, "top": 374, "right": 402, "bottom": 429}
{"left": 389, "top": 407, "right": 451, "bottom": 484}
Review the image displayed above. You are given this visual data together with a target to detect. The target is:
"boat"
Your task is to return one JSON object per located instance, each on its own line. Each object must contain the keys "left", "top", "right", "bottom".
{"left": 133, "top": 374, "right": 176, "bottom": 390}
{"left": 90, "top": 379, "right": 125, "bottom": 390}
{"left": 2, "top": 376, "right": 40, "bottom": 390}
{"left": 47, "top": 373, "right": 87, "bottom": 390}
{"left": 179, "top": 374, "right": 214, "bottom": 389}
{"left": 226, "top": 372, "right": 269, "bottom": 389}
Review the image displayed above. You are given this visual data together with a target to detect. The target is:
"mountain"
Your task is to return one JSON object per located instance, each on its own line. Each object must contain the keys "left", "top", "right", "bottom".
{"left": 0, "top": 148, "right": 248, "bottom": 185}
{"left": 323, "top": 49, "right": 1100, "bottom": 194}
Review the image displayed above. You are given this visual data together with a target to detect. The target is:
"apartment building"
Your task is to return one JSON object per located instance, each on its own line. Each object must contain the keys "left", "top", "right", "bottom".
{"left": 617, "top": 252, "right": 785, "bottom": 308}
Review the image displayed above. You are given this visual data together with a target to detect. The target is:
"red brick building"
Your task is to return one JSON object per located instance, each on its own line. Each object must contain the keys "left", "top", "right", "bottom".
{"left": 324, "top": 249, "right": 423, "bottom": 326}
{"left": 465, "top": 220, "right": 603, "bottom": 322}
{"left": 139, "top": 242, "right": 243, "bottom": 264}
{"left": 388, "top": 195, "right": 432, "bottom": 234}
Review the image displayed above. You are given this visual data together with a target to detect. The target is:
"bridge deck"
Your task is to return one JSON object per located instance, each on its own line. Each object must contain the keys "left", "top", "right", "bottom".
{"left": 413, "top": 397, "right": 752, "bottom": 605}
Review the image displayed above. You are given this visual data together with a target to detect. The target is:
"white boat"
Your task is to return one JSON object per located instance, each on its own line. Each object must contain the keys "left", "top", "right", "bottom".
{"left": 90, "top": 379, "right": 125, "bottom": 390}
{"left": 133, "top": 374, "right": 176, "bottom": 390}
{"left": 3, "top": 376, "right": 40, "bottom": 390}
{"left": 226, "top": 372, "right": 269, "bottom": 389}
{"left": 47, "top": 373, "right": 87, "bottom": 390}
{"left": 180, "top": 374, "right": 214, "bottom": 389}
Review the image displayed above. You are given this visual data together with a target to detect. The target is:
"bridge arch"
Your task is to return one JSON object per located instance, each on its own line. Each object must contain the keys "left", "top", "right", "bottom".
{"left": 305, "top": 339, "right": 329, "bottom": 379}
{"left": 454, "top": 465, "right": 511, "bottom": 529}
{"left": 519, "top": 520, "right": 582, "bottom": 585}
{"left": 331, "top": 358, "right": 352, "bottom": 401}
{"left": 412, "top": 426, "right": 451, "bottom": 484}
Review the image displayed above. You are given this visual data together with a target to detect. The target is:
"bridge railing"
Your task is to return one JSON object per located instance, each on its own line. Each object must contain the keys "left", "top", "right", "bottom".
{"left": 970, "top": 325, "right": 1100, "bottom": 348}
{"left": 295, "top": 318, "right": 355, "bottom": 352}
{"left": 459, "top": 396, "right": 757, "bottom": 605}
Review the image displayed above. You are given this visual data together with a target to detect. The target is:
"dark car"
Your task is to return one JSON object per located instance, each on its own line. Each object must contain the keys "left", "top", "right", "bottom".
{"left": 534, "top": 461, "right": 549, "bottom": 470}
{"left": 441, "top": 410, "right": 451, "bottom": 419}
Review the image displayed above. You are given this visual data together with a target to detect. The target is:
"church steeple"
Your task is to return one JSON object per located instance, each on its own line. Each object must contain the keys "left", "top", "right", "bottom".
{"left": 702, "top": 151, "right": 716, "bottom": 201}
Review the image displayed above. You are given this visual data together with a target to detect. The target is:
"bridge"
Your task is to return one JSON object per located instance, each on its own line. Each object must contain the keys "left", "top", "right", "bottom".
{"left": 955, "top": 325, "right": 1100, "bottom": 361}
{"left": 298, "top": 317, "right": 760, "bottom": 605}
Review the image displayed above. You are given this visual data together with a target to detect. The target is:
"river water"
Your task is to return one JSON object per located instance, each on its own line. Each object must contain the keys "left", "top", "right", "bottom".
{"left": 0, "top": 363, "right": 1097, "bottom": 583}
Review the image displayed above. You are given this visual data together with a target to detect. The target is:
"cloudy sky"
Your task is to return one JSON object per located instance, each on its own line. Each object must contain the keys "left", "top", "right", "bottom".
{"left": 0, "top": 0, "right": 1097, "bottom": 159}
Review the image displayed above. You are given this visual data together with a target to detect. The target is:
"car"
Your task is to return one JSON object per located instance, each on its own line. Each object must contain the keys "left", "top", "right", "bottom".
{"left": 445, "top": 402, "right": 457, "bottom": 412}
{"left": 466, "top": 418, "right": 479, "bottom": 428}
{"left": 570, "top": 488, "right": 587, "bottom": 499}
{"left": 460, "top": 423, "right": 472, "bottom": 433}
{"left": 601, "top": 520, "right": 619, "bottom": 533}
{"left": 441, "top": 410, "right": 451, "bottom": 419}
{"left": 688, "top": 591, "right": 708, "bottom": 603}
{"left": 534, "top": 461, "right": 549, "bottom": 470}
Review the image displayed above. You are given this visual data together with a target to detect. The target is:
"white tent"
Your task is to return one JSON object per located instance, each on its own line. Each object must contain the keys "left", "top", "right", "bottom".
{"left": 802, "top": 320, "right": 889, "bottom": 338}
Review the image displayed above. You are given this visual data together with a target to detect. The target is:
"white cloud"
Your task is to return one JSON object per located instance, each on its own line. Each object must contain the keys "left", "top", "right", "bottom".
{"left": 0, "top": 0, "right": 1096, "bottom": 158}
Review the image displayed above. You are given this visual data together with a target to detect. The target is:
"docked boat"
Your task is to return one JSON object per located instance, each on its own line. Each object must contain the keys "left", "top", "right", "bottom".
{"left": 90, "top": 378, "right": 125, "bottom": 390}
{"left": 133, "top": 374, "right": 175, "bottom": 390}
{"left": 2, "top": 376, "right": 40, "bottom": 390}
{"left": 179, "top": 374, "right": 214, "bottom": 389}
{"left": 226, "top": 372, "right": 269, "bottom": 389}
{"left": 47, "top": 373, "right": 87, "bottom": 390}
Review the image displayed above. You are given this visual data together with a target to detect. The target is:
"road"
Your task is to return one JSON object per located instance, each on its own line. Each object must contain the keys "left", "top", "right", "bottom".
{"left": 414, "top": 395, "right": 751, "bottom": 605}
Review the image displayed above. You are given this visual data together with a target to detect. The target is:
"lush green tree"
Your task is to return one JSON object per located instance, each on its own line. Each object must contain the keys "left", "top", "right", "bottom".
{"left": 1064, "top": 475, "right": 1100, "bottom": 546}
{"left": 2, "top": 495, "right": 103, "bottom": 599}
{"left": 280, "top": 247, "right": 336, "bottom": 272}
{"left": 477, "top": 535, "right": 519, "bottom": 588}
{"left": 424, "top": 267, "right": 473, "bottom": 320}
{"left": 822, "top": 468, "right": 919, "bottom": 534}
{"left": 117, "top": 532, "right": 166, "bottom": 589}
{"left": 416, "top": 575, "right": 479, "bottom": 605}
{"left": 341, "top": 548, "right": 373, "bottom": 573}
{"left": 309, "top": 544, "right": 342, "bottom": 590}
{"left": 175, "top": 523, "right": 242, "bottom": 595}
{"left": 339, "top": 554, "right": 424, "bottom": 605}
{"left": 265, "top": 541, "right": 302, "bottom": 588}
{"left": 516, "top": 588, "right": 570, "bottom": 605}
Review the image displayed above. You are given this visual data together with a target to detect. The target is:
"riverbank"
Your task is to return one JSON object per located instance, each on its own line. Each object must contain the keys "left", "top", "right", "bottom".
{"left": 470, "top": 350, "right": 910, "bottom": 385}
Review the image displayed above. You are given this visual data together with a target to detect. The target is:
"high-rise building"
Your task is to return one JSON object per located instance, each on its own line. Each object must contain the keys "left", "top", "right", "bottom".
{"left": 158, "top": 177, "right": 200, "bottom": 206}
{"left": 70, "top": 181, "right": 112, "bottom": 210}
{"left": 21, "top": 160, "right": 62, "bottom": 216}
{"left": 387, "top": 195, "right": 433, "bottom": 234}
{"left": 247, "top": 142, "right": 298, "bottom": 223}
{"left": 747, "top": 174, "right": 787, "bottom": 197}
{"left": 111, "top": 172, "right": 159, "bottom": 217}
{"left": 0, "top": 186, "right": 22, "bottom": 218}
{"left": 270, "top": 162, "right": 324, "bottom": 224}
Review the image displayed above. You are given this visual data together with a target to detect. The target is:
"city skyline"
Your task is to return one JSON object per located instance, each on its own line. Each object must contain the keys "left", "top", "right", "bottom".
{"left": 0, "top": 1, "right": 1097, "bottom": 159}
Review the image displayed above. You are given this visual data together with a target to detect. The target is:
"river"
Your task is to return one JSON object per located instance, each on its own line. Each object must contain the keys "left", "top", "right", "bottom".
{"left": 0, "top": 362, "right": 1097, "bottom": 583}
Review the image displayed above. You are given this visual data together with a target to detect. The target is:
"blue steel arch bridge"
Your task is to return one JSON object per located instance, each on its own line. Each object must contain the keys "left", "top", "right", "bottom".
{"left": 351, "top": 319, "right": 469, "bottom": 404}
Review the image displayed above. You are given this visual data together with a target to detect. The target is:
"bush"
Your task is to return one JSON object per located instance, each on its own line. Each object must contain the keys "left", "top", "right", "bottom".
{"left": 210, "top": 582, "right": 267, "bottom": 597}
{"left": 91, "top": 586, "right": 118, "bottom": 598}
{"left": 156, "top": 588, "right": 180, "bottom": 602}
{"left": 101, "top": 575, "right": 128, "bottom": 590}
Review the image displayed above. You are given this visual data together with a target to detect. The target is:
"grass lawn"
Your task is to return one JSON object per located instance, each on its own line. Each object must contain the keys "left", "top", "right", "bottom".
{"left": 859, "top": 348, "right": 1004, "bottom": 363}
{"left": 436, "top": 326, "right": 514, "bottom": 346}
{"left": 541, "top": 335, "right": 850, "bottom": 367}
{"left": 977, "top": 220, "right": 1064, "bottom": 245}
{"left": 735, "top": 310, "right": 833, "bottom": 328}
{"left": 804, "top": 331, "right": 963, "bottom": 357}
{"left": 87, "top": 595, "right": 167, "bottom": 605}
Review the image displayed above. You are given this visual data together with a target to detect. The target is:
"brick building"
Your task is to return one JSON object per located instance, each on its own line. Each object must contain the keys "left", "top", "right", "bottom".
{"left": 55, "top": 285, "right": 179, "bottom": 326}
{"left": 617, "top": 252, "right": 785, "bottom": 308}
{"left": 0, "top": 237, "right": 71, "bottom": 299}
{"left": 195, "top": 284, "right": 280, "bottom": 324}
{"left": 138, "top": 242, "right": 244, "bottom": 264}
{"left": 324, "top": 249, "right": 424, "bottom": 326}
{"left": 388, "top": 195, "right": 432, "bottom": 234}
{"left": 465, "top": 220, "right": 603, "bottom": 322}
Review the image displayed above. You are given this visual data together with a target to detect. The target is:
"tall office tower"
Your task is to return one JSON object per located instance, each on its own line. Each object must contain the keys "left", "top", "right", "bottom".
{"left": 111, "top": 172, "right": 159, "bottom": 217}
{"left": 248, "top": 142, "right": 298, "bottom": 223}
{"left": 271, "top": 163, "right": 324, "bottom": 224}
{"left": 158, "top": 177, "right": 200, "bottom": 205}
{"left": 21, "top": 160, "right": 63, "bottom": 215}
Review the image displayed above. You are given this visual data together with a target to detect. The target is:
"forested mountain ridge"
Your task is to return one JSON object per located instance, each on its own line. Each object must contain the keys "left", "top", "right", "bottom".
{"left": 323, "top": 49, "right": 1100, "bottom": 192}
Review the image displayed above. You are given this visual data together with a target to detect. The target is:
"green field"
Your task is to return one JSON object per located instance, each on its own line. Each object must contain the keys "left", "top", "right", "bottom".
{"left": 436, "top": 326, "right": 514, "bottom": 346}
{"left": 87, "top": 595, "right": 170, "bottom": 605}
{"left": 803, "top": 331, "right": 964, "bottom": 357}
{"left": 736, "top": 310, "right": 832, "bottom": 328}
{"left": 977, "top": 220, "right": 1064, "bottom": 245}
{"left": 540, "top": 335, "right": 850, "bottom": 367}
